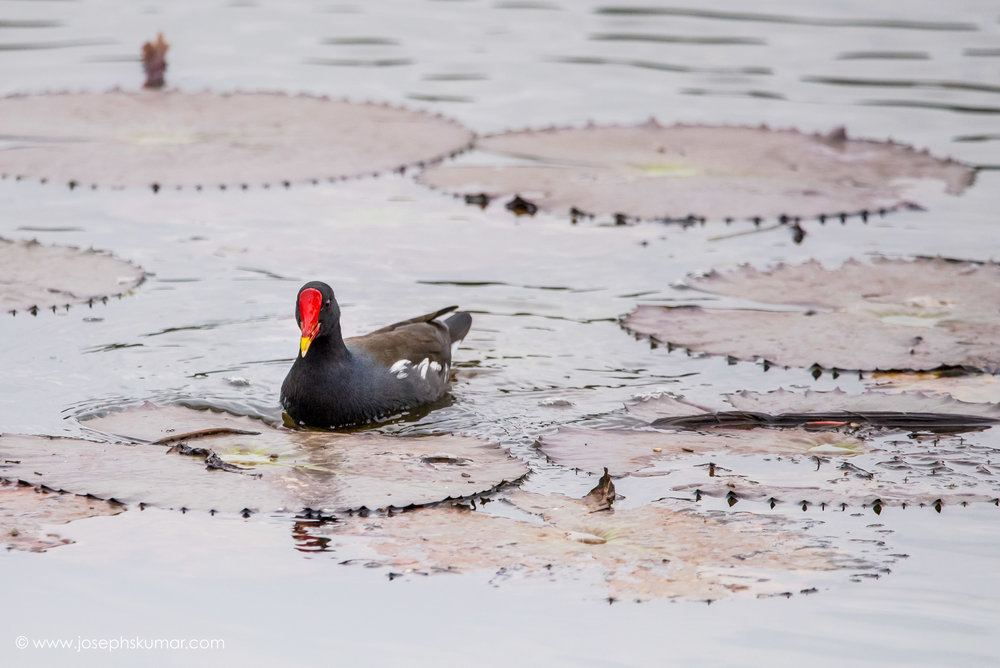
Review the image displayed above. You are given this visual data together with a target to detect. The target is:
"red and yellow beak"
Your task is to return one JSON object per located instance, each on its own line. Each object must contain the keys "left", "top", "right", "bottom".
{"left": 298, "top": 288, "right": 322, "bottom": 357}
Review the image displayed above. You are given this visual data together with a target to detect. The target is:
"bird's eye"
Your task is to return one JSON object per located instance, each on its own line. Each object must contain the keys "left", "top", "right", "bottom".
{"left": 324, "top": 300, "right": 331, "bottom": 307}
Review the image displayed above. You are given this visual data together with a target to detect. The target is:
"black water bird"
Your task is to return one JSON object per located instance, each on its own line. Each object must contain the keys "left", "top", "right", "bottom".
{"left": 280, "top": 281, "right": 472, "bottom": 428}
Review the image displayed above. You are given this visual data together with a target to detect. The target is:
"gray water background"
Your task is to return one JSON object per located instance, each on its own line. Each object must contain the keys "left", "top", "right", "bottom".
{"left": 1, "top": 0, "right": 999, "bottom": 666}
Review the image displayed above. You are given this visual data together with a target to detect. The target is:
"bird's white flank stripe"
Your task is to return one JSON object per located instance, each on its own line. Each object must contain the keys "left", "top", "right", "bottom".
{"left": 390, "top": 359, "right": 412, "bottom": 379}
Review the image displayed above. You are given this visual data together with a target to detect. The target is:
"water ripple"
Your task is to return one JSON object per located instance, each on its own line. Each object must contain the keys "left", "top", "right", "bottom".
{"left": 804, "top": 75, "right": 1000, "bottom": 95}
{"left": 860, "top": 99, "right": 1000, "bottom": 115}
{"left": 589, "top": 32, "right": 765, "bottom": 46}
{"left": 593, "top": 6, "right": 979, "bottom": 31}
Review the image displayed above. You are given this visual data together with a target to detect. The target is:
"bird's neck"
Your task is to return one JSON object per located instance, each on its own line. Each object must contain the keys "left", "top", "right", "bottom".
{"left": 311, "top": 324, "right": 351, "bottom": 362}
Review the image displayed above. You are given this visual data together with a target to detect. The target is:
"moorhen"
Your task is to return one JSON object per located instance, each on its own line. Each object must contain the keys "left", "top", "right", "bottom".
{"left": 280, "top": 281, "right": 472, "bottom": 428}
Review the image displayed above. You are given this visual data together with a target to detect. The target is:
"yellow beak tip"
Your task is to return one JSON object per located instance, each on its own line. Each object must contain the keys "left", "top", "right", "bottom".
{"left": 300, "top": 337, "right": 312, "bottom": 357}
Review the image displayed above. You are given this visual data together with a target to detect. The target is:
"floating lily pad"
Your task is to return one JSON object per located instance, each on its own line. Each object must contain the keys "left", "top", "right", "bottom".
{"left": 0, "top": 237, "right": 144, "bottom": 314}
{"left": 538, "top": 426, "right": 864, "bottom": 477}
{"left": 0, "top": 404, "right": 527, "bottom": 513}
{"left": 537, "top": 389, "right": 1000, "bottom": 507}
{"left": 311, "top": 489, "right": 862, "bottom": 601}
{"left": 0, "top": 482, "right": 123, "bottom": 552}
{"left": 0, "top": 91, "right": 475, "bottom": 189}
{"left": 417, "top": 123, "right": 974, "bottom": 222}
{"left": 622, "top": 257, "right": 1000, "bottom": 372}
{"left": 542, "top": 427, "right": 1000, "bottom": 507}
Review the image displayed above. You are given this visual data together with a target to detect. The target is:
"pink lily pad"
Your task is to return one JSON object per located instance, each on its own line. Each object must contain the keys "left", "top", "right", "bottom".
{"left": 0, "top": 481, "right": 123, "bottom": 552}
{"left": 417, "top": 123, "right": 974, "bottom": 222}
{"left": 0, "top": 404, "right": 527, "bottom": 513}
{"left": 537, "top": 389, "right": 1000, "bottom": 507}
{"left": 0, "top": 90, "right": 475, "bottom": 189}
{"left": 622, "top": 257, "right": 1000, "bottom": 372}
{"left": 0, "top": 237, "right": 144, "bottom": 315}
{"left": 307, "top": 489, "right": 865, "bottom": 601}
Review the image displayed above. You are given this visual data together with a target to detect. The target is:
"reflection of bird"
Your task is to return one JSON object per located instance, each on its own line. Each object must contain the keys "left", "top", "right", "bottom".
{"left": 280, "top": 281, "right": 472, "bottom": 428}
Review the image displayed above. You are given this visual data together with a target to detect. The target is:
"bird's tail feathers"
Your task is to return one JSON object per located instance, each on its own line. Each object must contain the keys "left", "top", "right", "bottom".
{"left": 445, "top": 312, "right": 472, "bottom": 343}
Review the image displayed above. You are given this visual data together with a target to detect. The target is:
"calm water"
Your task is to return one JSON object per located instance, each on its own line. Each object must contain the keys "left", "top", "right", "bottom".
{"left": 1, "top": 0, "right": 999, "bottom": 665}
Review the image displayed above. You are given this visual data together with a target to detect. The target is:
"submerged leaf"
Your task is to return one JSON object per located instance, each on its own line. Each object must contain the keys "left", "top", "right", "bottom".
{"left": 418, "top": 124, "right": 974, "bottom": 221}
{"left": 0, "top": 482, "right": 124, "bottom": 552}
{"left": 0, "top": 237, "right": 144, "bottom": 314}
{"left": 0, "top": 91, "right": 474, "bottom": 189}
{"left": 0, "top": 405, "right": 527, "bottom": 512}
{"left": 622, "top": 257, "right": 1000, "bottom": 372}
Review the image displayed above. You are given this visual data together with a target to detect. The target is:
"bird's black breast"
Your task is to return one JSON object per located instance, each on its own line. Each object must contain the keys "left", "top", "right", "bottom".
{"left": 280, "top": 346, "right": 450, "bottom": 428}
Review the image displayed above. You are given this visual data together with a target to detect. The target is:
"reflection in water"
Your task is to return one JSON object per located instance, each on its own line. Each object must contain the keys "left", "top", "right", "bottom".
{"left": 292, "top": 516, "right": 336, "bottom": 552}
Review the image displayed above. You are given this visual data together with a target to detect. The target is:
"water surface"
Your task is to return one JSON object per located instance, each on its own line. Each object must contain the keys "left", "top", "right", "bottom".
{"left": 1, "top": 0, "right": 998, "bottom": 665}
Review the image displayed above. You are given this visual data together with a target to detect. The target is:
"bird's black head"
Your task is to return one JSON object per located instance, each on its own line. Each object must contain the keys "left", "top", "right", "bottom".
{"left": 295, "top": 281, "right": 340, "bottom": 357}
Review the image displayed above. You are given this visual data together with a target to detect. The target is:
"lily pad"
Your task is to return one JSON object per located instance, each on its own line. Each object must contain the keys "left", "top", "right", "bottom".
{"left": 537, "top": 389, "right": 1000, "bottom": 507}
{"left": 0, "top": 90, "right": 475, "bottom": 189}
{"left": 0, "top": 237, "right": 144, "bottom": 315}
{"left": 0, "top": 482, "right": 124, "bottom": 552}
{"left": 312, "top": 489, "right": 865, "bottom": 601}
{"left": 537, "top": 427, "right": 865, "bottom": 476}
{"left": 538, "top": 426, "right": 864, "bottom": 477}
{"left": 540, "top": 427, "right": 1000, "bottom": 507}
{"left": 417, "top": 123, "right": 974, "bottom": 222}
{"left": 0, "top": 404, "right": 527, "bottom": 513}
{"left": 622, "top": 257, "right": 1000, "bottom": 372}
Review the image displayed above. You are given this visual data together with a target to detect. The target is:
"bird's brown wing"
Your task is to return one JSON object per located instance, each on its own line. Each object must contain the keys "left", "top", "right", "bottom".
{"left": 346, "top": 320, "right": 451, "bottom": 368}
{"left": 365, "top": 306, "right": 458, "bottom": 335}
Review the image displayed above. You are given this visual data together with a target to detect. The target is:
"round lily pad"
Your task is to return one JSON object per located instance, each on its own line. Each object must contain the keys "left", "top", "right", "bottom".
{"left": 0, "top": 237, "right": 144, "bottom": 315}
{"left": 310, "top": 489, "right": 861, "bottom": 601}
{"left": 0, "top": 404, "right": 527, "bottom": 513}
{"left": 0, "top": 90, "right": 475, "bottom": 189}
{"left": 0, "top": 482, "right": 123, "bottom": 552}
{"left": 622, "top": 257, "right": 1000, "bottom": 372}
{"left": 417, "top": 123, "right": 974, "bottom": 222}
